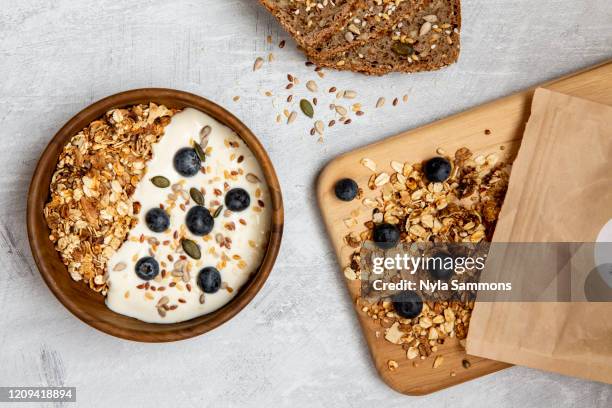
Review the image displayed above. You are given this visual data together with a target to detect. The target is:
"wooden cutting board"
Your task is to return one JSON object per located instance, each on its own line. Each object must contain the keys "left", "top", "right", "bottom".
{"left": 317, "top": 60, "right": 612, "bottom": 395}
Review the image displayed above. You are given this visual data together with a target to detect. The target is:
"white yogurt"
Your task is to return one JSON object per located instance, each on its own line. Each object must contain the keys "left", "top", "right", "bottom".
{"left": 106, "top": 108, "right": 271, "bottom": 323}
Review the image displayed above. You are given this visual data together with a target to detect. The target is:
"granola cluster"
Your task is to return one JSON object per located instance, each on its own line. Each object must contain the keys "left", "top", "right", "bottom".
{"left": 44, "top": 103, "right": 178, "bottom": 294}
{"left": 343, "top": 147, "right": 510, "bottom": 366}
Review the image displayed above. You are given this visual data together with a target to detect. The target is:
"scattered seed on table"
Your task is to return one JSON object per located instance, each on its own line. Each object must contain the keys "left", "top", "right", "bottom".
{"left": 335, "top": 105, "right": 348, "bottom": 116}
{"left": 403, "top": 94, "right": 409, "bottom": 103}
{"left": 344, "top": 118, "right": 352, "bottom": 125}
{"left": 392, "top": 97, "right": 399, "bottom": 106}
{"left": 313, "top": 97, "right": 318, "bottom": 106}
{"left": 344, "top": 90, "right": 357, "bottom": 99}
{"left": 314, "top": 66, "right": 322, "bottom": 72}
{"left": 287, "top": 111, "right": 297, "bottom": 124}
{"left": 287, "top": 95, "right": 293, "bottom": 103}
{"left": 356, "top": 111, "right": 364, "bottom": 116}
{"left": 328, "top": 119, "right": 336, "bottom": 127}
{"left": 329, "top": 86, "right": 337, "bottom": 93}
{"left": 300, "top": 99, "right": 314, "bottom": 118}
{"left": 485, "top": 129, "right": 492, "bottom": 135}
{"left": 268, "top": 53, "right": 274, "bottom": 62}
{"left": 264, "top": 91, "right": 272, "bottom": 97}
{"left": 279, "top": 40, "right": 286, "bottom": 48}
{"left": 233, "top": 96, "right": 240, "bottom": 102}
{"left": 305, "top": 61, "right": 313, "bottom": 66}
{"left": 275, "top": 114, "right": 281, "bottom": 123}
{"left": 310, "top": 127, "right": 315, "bottom": 136}
{"left": 287, "top": 74, "right": 294, "bottom": 82}
{"left": 306, "top": 80, "right": 318, "bottom": 92}
{"left": 314, "top": 120, "right": 324, "bottom": 135}
{"left": 266, "top": 35, "right": 272, "bottom": 44}
{"left": 286, "top": 83, "right": 293, "bottom": 90}
{"left": 376, "top": 97, "right": 386, "bottom": 108}
{"left": 253, "top": 57, "right": 264, "bottom": 71}
{"left": 317, "top": 71, "right": 325, "bottom": 79}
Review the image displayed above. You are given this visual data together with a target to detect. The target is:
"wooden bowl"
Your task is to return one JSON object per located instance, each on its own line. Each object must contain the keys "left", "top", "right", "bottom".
{"left": 27, "top": 89, "right": 284, "bottom": 342}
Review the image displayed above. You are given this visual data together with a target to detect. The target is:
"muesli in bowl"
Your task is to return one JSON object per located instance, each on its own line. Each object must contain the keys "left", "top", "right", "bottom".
{"left": 29, "top": 89, "right": 282, "bottom": 339}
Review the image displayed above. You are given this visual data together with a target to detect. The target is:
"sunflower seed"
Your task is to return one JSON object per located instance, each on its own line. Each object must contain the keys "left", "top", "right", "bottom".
{"left": 113, "top": 262, "right": 127, "bottom": 271}
{"left": 199, "top": 294, "right": 206, "bottom": 304}
{"left": 314, "top": 120, "right": 324, "bottom": 135}
{"left": 376, "top": 97, "right": 386, "bottom": 108}
{"left": 306, "top": 80, "right": 318, "bottom": 92}
{"left": 246, "top": 173, "right": 260, "bottom": 183}
{"left": 287, "top": 111, "right": 297, "bottom": 124}
{"left": 253, "top": 57, "right": 264, "bottom": 71}
{"left": 181, "top": 239, "right": 201, "bottom": 260}
{"left": 157, "top": 307, "right": 167, "bottom": 317}
{"left": 200, "top": 125, "right": 211, "bottom": 149}
{"left": 344, "top": 90, "right": 357, "bottom": 99}
{"left": 150, "top": 176, "right": 170, "bottom": 188}
{"left": 189, "top": 188, "right": 204, "bottom": 206}
{"left": 157, "top": 296, "right": 170, "bottom": 307}
{"left": 335, "top": 105, "right": 348, "bottom": 116}
{"left": 213, "top": 206, "right": 223, "bottom": 218}
{"left": 420, "top": 22, "right": 432, "bottom": 37}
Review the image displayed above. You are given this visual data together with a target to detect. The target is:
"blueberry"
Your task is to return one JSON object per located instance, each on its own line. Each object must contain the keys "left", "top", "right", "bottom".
{"left": 185, "top": 206, "right": 214, "bottom": 236}
{"left": 428, "top": 251, "right": 455, "bottom": 280}
{"left": 197, "top": 267, "right": 222, "bottom": 294}
{"left": 392, "top": 290, "right": 423, "bottom": 319}
{"left": 135, "top": 257, "right": 159, "bottom": 281}
{"left": 173, "top": 147, "right": 201, "bottom": 177}
{"left": 225, "top": 188, "right": 250, "bottom": 212}
{"left": 373, "top": 223, "right": 400, "bottom": 249}
{"left": 145, "top": 208, "right": 170, "bottom": 233}
{"left": 424, "top": 157, "right": 452, "bottom": 182}
{"left": 334, "top": 178, "right": 358, "bottom": 201}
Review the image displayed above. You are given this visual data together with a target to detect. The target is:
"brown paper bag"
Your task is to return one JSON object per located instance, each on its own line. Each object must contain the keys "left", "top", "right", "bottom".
{"left": 467, "top": 88, "right": 612, "bottom": 384}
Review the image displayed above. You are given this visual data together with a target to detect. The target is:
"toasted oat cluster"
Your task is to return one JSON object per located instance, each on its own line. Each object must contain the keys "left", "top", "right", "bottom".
{"left": 44, "top": 104, "right": 178, "bottom": 294}
{"left": 343, "top": 147, "right": 510, "bottom": 365}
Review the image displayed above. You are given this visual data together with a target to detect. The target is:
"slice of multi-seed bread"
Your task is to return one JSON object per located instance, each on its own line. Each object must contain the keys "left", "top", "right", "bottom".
{"left": 307, "top": 0, "right": 461, "bottom": 75}
{"left": 310, "top": 0, "right": 426, "bottom": 58}
{"left": 259, "top": 0, "right": 362, "bottom": 49}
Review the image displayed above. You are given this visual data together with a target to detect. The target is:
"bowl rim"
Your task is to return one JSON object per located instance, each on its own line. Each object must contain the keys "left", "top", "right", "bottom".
{"left": 26, "top": 88, "right": 284, "bottom": 342}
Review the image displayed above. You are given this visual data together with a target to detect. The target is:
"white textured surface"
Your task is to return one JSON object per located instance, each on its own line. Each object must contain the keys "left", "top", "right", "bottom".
{"left": 0, "top": 0, "right": 611, "bottom": 407}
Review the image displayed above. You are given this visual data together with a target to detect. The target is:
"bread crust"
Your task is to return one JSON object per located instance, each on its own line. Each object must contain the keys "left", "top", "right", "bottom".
{"left": 258, "top": 0, "right": 362, "bottom": 49}
{"left": 307, "top": 0, "right": 462, "bottom": 76}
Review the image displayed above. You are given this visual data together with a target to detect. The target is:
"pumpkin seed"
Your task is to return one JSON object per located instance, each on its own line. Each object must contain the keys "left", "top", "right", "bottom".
{"left": 151, "top": 176, "right": 170, "bottom": 188}
{"left": 213, "top": 205, "right": 223, "bottom": 218}
{"left": 391, "top": 42, "right": 413, "bottom": 56}
{"left": 300, "top": 99, "right": 314, "bottom": 118}
{"left": 181, "top": 239, "right": 201, "bottom": 260}
{"left": 193, "top": 141, "right": 206, "bottom": 162}
{"left": 189, "top": 188, "right": 204, "bottom": 206}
